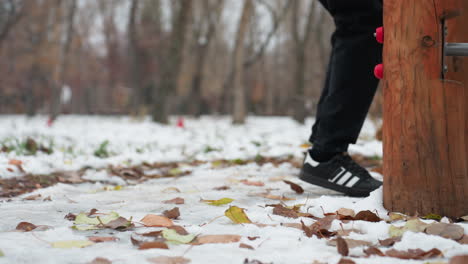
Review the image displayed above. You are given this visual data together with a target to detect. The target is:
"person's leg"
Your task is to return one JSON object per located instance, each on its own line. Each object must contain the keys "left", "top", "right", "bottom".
{"left": 311, "top": 0, "right": 383, "bottom": 157}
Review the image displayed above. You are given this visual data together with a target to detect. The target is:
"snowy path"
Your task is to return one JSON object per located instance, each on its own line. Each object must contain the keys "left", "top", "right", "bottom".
{"left": 0, "top": 116, "right": 467, "bottom": 264}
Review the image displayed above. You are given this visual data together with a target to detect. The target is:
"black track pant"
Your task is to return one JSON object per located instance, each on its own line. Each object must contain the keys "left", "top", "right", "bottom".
{"left": 310, "top": 0, "right": 383, "bottom": 153}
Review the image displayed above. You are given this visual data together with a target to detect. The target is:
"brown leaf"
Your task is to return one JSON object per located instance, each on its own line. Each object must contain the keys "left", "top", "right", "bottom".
{"left": 213, "top": 186, "right": 230, "bottom": 191}
{"left": 425, "top": 223, "right": 464, "bottom": 240}
{"left": 167, "top": 225, "right": 189, "bottom": 235}
{"left": 23, "top": 194, "right": 42, "bottom": 201}
{"left": 241, "top": 179, "right": 265, "bottom": 187}
{"left": 458, "top": 235, "right": 468, "bottom": 244}
{"left": 328, "top": 238, "right": 372, "bottom": 249}
{"left": 140, "top": 231, "right": 163, "bottom": 238}
{"left": 162, "top": 197, "right": 185, "bottom": 205}
{"left": 363, "top": 247, "right": 385, "bottom": 256}
{"left": 379, "top": 236, "right": 402, "bottom": 247}
{"left": 354, "top": 210, "right": 381, "bottom": 222}
{"left": 385, "top": 248, "right": 443, "bottom": 260}
{"left": 8, "top": 159, "right": 23, "bottom": 166}
{"left": 141, "top": 215, "right": 174, "bottom": 227}
{"left": 163, "top": 207, "right": 180, "bottom": 220}
{"left": 194, "top": 235, "right": 241, "bottom": 245}
{"left": 16, "top": 222, "right": 37, "bottom": 232}
{"left": 88, "top": 236, "right": 119, "bottom": 243}
{"left": 239, "top": 243, "right": 254, "bottom": 250}
{"left": 283, "top": 180, "right": 304, "bottom": 194}
{"left": 139, "top": 241, "right": 169, "bottom": 250}
{"left": 450, "top": 255, "right": 468, "bottom": 264}
{"left": 337, "top": 258, "right": 356, "bottom": 264}
{"left": 88, "top": 208, "right": 99, "bottom": 216}
{"left": 104, "top": 217, "right": 134, "bottom": 230}
{"left": 336, "top": 236, "right": 349, "bottom": 256}
{"left": 272, "top": 204, "right": 298, "bottom": 219}
{"left": 248, "top": 236, "right": 260, "bottom": 241}
{"left": 253, "top": 192, "right": 295, "bottom": 201}
{"left": 337, "top": 208, "right": 356, "bottom": 218}
{"left": 243, "top": 259, "right": 270, "bottom": 264}
{"left": 301, "top": 220, "right": 313, "bottom": 238}
{"left": 89, "top": 257, "right": 112, "bottom": 264}
{"left": 64, "top": 213, "right": 77, "bottom": 221}
{"left": 148, "top": 256, "right": 190, "bottom": 264}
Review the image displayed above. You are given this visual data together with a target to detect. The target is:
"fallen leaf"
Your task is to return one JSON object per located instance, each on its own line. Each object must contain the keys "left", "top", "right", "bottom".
{"left": 354, "top": 210, "right": 381, "bottom": 222}
{"left": 43, "top": 196, "right": 52, "bottom": 201}
{"left": 337, "top": 208, "right": 355, "bottom": 218}
{"left": 458, "top": 235, "right": 468, "bottom": 244}
{"left": 75, "top": 212, "right": 119, "bottom": 225}
{"left": 248, "top": 236, "right": 260, "bottom": 241}
{"left": 283, "top": 180, "right": 304, "bottom": 194}
{"left": 162, "top": 187, "right": 181, "bottom": 193}
{"left": 225, "top": 206, "right": 252, "bottom": 224}
{"left": 8, "top": 159, "right": 22, "bottom": 166}
{"left": 139, "top": 241, "right": 169, "bottom": 250}
{"left": 23, "top": 194, "right": 41, "bottom": 201}
{"left": 104, "top": 217, "right": 134, "bottom": 230}
{"left": 301, "top": 220, "right": 313, "bottom": 237}
{"left": 385, "top": 248, "right": 443, "bottom": 260}
{"left": 363, "top": 246, "right": 385, "bottom": 256}
{"left": 88, "top": 236, "right": 119, "bottom": 243}
{"left": 162, "top": 229, "right": 195, "bottom": 244}
{"left": 459, "top": 215, "right": 468, "bottom": 222}
{"left": 336, "top": 236, "right": 349, "bottom": 256}
{"left": 425, "top": 223, "right": 464, "bottom": 240}
{"left": 201, "top": 198, "right": 234, "bottom": 206}
{"left": 163, "top": 197, "right": 185, "bottom": 205}
{"left": 240, "top": 179, "right": 265, "bottom": 187}
{"left": 388, "top": 212, "right": 409, "bottom": 222}
{"left": 243, "top": 259, "right": 270, "bottom": 264}
{"left": 337, "top": 259, "right": 356, "bottom": 264}
{"left": 379, "top": 236, "right": 401, "bottom": 247}
{"left": 16, "top": 222, "right": 37, "bottom": 232}
{"left": 240, "top": 243, "right": 254, "bottom": 250}
{"left": 140, "top": 231, "right": 163, "bottom": 238}
{"left": 167, "top": 225, "right": 189, "bottom": 235}
{"left": 272, "top": 204, "right": 298, "bottom": 219}
{"left": 0, "top": 249, "right": 4, "bottom": 257}
{"left": 389, "top": 218, "right": 430, "bottom": 237}
{"left": 194, "top": 235, "right": 241, "bottom": 244}
{"left": 148, "top": 256, "right": 190, "bottom": 264}
{"left": 328, "top": 238, "right": 372, "bottom": 249}
{"left": 213, "top": 186, "right": 230, "bottom": 191}
{"left": 89, "top": 257, "right": 112, "bottom": 264}
{"left": 450, "top": 255, "right": 468, "bottom": 264}
{"left": 51, "top": 240, "right": 95, "bottom": 249}
{"left": 141, "top": 215, "right": 174, "bottom": 227}
{"left": 423, "top": 214, "right": 443, "bottom": 221}
{"left": 64, "top": 213, "right": 77, "bottom": 221}
{"left": 253, "top": 192, "right": 295, "bottom": 201}
{"left": 336, "top": 229, "right": 361, "bottom": 236}
{"left": 163, "top": 207, "right": 180, "bottom": 219}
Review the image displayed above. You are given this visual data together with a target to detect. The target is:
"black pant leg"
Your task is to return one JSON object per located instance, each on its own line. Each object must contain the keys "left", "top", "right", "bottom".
{"left": 310, "top": 0, "right": 383, "bottom": 153}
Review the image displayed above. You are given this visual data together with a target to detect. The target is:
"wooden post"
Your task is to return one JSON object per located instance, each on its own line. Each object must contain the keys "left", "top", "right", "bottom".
{"left": 383, "top": 0, "right": 467, "bottom": 218}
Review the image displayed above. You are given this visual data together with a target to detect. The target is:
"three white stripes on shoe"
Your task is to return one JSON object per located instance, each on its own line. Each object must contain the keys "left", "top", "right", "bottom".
{"left": 304, "top": 152, "right": 360, "bottom": 188}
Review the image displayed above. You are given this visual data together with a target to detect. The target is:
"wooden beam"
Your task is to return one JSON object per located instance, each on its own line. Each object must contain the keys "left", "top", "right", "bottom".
{"left": 382, "top": 0, "right": 467, "bottom": 218}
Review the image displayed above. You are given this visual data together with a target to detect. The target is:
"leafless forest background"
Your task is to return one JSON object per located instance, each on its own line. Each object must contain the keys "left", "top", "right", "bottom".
{"left": 0, "top": 0, "right": 383, "bottom": 124}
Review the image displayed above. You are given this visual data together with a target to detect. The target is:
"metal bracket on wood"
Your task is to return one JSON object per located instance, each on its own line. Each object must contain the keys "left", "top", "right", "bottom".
{"left": 441, "top": 18, "right": 468, "bottom": 79}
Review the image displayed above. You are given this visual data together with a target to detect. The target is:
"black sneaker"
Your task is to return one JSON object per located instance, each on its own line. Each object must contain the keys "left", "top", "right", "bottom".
{"left": 299, "top": 150, "right": 382, "bottom": 197}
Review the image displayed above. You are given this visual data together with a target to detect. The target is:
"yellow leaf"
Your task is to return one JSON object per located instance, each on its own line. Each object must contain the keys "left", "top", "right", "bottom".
{"left": 74, "top": 212, "right": 119, "bottom": 225}
{"left": 389, "top": 218, "right": 430, "bottom": 237}
{"left": 0, "top": 249, "right": 4, "bottom": 257}
{"left": 224, "top": 206, "right": 252, "bottom": 224}
{"left": 51, "top": 240, "right": 94, "bottom": 249}
{"left": 201, "top": 198, "right": 234, "bottom": 206}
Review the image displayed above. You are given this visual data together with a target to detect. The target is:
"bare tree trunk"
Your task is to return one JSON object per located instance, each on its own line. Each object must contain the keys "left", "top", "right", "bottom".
{"left": 291, "top": 0, "right": 316, "bottom": 123}
{"left": 49, "top": 0, "right": 77, "bottom": 121}
{"left": 232, "top": 0, "right": 254, "bottom": 124}
{"left": 0, "top": 0, "right": 28, "bottom": 49}
{"left": 128, "top": 0, "right": 144, "bottom": 115}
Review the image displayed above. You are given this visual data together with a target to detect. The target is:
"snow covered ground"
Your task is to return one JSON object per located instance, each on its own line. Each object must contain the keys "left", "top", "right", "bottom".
{"left": 0, "top": 115, "right": 466, "bottom": 264}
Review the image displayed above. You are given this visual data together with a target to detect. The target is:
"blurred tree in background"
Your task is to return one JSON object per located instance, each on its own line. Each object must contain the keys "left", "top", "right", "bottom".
{"left": 0, "top": 0, "right": 383, "bottom": 123}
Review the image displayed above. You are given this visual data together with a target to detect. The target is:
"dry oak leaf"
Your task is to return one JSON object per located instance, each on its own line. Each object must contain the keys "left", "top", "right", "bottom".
{"left": 104, "top": 217, "right": 134, "bottom": 230}
{"left": 89, "top": 257, "right": 112, "bottom": 264}
{"left": 88, "top": 236, "right": 119, "bottom": 243}
{"left": 363, "top": 246, "right": 385, "bottom": 256}
{"left": 16, "top": 222, "right": 37, "bottom": 232}
{"left": 163, "top": 197, "right": 185, "bottom": 205}
{"left": 141, "top": 215, "right": 174, "bottom": 227}
{"left": 385, "top": 248, "right": 443, "bottom": 260}
{"left": 149, "top": 256, "right": 190, "bottom": 264}
{"left": 240, "top": 243, "right": 254, "bottom": 250}
{"left": 240, "top": 179, "right": 265, "bottom": 187}
{"left": 450, "top": 255, "right": 468, "bottom": 264}
{"left": 378, "top": 236, "right": 402, "bottom": 247}
{"left": 336, "top": 236, "right": 349, "bottom": 256}
{"left": 354, "top": 210, "right": 381, "bottom": 222}
{"left": 272, "top": 204, "right": 299, "bottom": 219}
{"left": 163, "top": 207, "right": 180, "bottom": 220}
{"left": 194, "top": 235, "right": 241, "bottom": 245}
{"left": 337, "top": 258, "right": 356, "bottom": 264}
{"left": 138, "top": 241, "right": 169, "bottom": 250}
{"left": 328, "top": 238, "right": 372, "bottom": 249}
{"left": 425, "top": 222, "right": 464, "bottom": 240}
{"left": 283, "top": 180, "right": 304, "bottom": 194}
